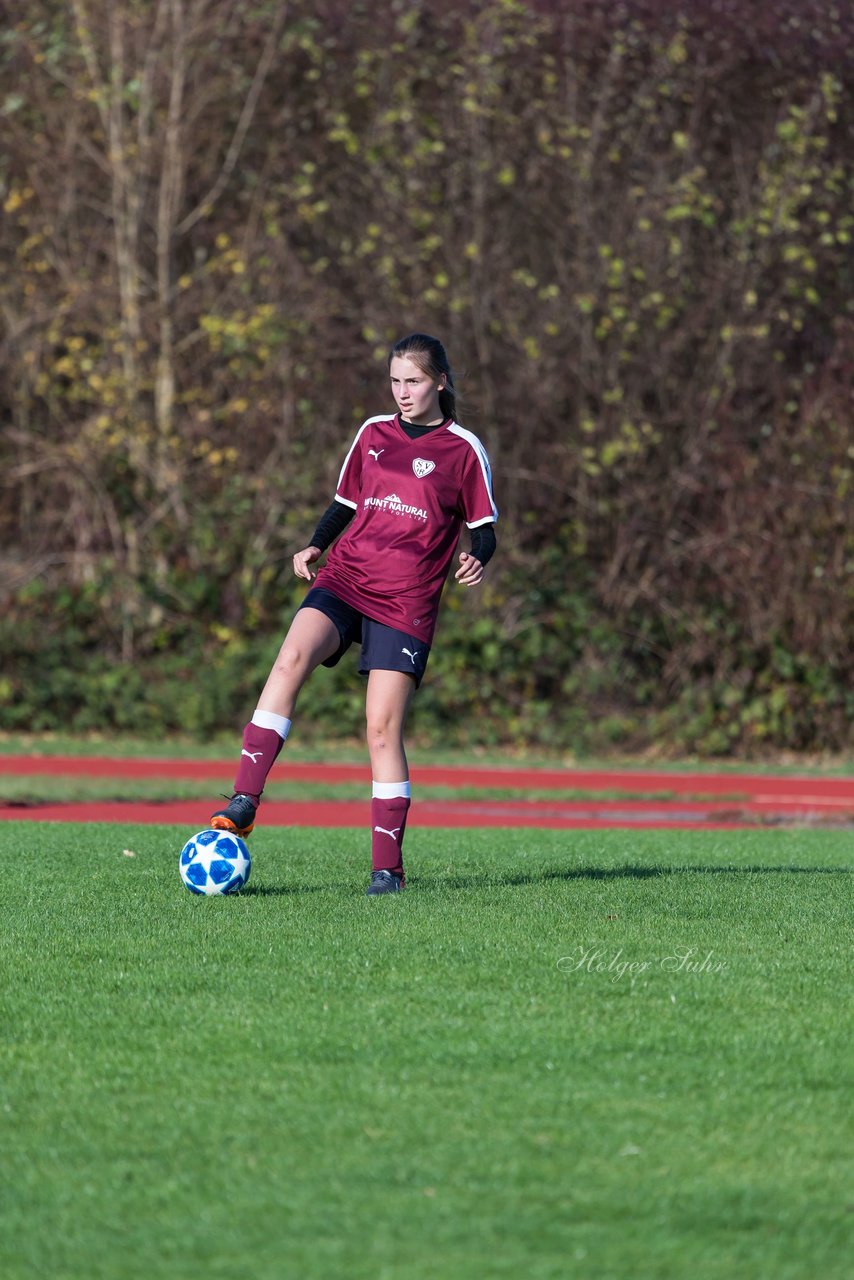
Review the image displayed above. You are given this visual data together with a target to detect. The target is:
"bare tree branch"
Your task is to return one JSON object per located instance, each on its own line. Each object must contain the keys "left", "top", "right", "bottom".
{"left": 175, "top": 3, "right": 288, "bottom": 235}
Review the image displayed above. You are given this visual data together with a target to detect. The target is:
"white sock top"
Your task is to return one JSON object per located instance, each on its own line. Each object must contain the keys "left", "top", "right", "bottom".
{"left": 252, "top": 708, "right": 292, "bottom": 740}
{"left": 372, "top": 780, "right": 411, "bottom": 799}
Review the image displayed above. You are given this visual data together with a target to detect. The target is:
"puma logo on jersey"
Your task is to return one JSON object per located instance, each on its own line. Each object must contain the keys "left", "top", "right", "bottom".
{"left": 368, "top": 448, "right": 385, "bottom": 460}
{"left": 412, "top": 458, "right": 435, "bottom": 478}
{"left": 241, "top": 749, "right": 263, "bottom": 763}
{"left": 374, "top": 825, "right": 402, "bottom": 840}
{"left": 402, "top": 647, "right": 419, "bottom": 665}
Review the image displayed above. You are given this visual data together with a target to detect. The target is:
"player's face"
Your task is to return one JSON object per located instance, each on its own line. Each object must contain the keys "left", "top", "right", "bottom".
{"left": 389, "top": 355, "right": 446, "bottom": 425}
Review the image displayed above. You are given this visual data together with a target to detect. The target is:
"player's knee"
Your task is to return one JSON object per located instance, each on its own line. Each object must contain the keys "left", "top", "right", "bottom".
{"left": 272, "top": 643, "right": 305, "bottom": 683}
{"left": 365, "top": 712, "right": 399, "bottom": 752}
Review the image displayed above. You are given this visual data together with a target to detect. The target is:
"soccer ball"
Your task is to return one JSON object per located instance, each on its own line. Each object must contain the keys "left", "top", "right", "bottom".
{"left": 179, "top": 828, "right": 251, "bottom": 896}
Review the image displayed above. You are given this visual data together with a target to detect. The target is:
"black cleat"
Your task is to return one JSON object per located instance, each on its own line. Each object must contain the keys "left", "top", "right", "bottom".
{"left": 366, "top": 870, "right": 405, "bottom": 896}
{"left": 210, "top": 793, "right": 257, "bottom": 838}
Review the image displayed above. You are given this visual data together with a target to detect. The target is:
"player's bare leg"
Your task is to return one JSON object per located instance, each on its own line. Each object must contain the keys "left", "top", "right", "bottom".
{"left": 211, "top": 608, "right": 341, "bottom": 835}
{"left": 256, "top": 607, "right": 342, "bottom": 719}
{"left": 365, "top": 669, "right": 416, "bottom": 893}
{"left": 365, "top": 668, "right": 416, "bottom": 781}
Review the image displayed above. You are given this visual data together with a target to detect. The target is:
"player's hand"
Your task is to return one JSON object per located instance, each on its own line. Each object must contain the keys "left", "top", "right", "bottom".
{"left": 455, "top": 551, "right": 484, "bottom": 587}
{"left": 293, "top": 545, "right": 322, "bottom": 581}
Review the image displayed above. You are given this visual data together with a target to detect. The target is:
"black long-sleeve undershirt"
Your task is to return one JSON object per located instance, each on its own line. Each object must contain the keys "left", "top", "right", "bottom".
{"left": 309, "top": 498, "right": 355, "bottom": 552}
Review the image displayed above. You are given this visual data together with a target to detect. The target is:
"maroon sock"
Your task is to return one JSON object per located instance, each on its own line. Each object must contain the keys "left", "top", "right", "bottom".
{"left": 233, "top": 723, "right": 285, "bottom": 805}
{"left": 371, "top": 795, "right": 410, "bottom": 875}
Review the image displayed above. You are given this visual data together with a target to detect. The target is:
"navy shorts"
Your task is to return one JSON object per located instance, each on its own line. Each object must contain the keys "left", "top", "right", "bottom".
{"left": 298, "top": 587, "right": 430, "bottom": 688}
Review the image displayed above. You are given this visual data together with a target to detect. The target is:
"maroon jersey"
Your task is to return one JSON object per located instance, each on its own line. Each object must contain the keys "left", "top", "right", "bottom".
{"left": 313, "top": 415, "right": 498, "bottom": 644}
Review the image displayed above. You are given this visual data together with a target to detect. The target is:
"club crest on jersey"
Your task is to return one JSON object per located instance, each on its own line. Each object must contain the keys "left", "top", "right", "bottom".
{"left": 412, "top": 458, "right": 435, "bottom": 478}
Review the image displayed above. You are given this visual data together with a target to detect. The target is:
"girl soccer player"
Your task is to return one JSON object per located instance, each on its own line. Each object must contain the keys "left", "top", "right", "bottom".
{"left": 209, "top": 333, "right": 498, "bottom": 894}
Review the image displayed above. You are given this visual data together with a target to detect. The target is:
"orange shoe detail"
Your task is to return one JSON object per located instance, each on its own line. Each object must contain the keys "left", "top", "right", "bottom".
{"left": 210, "top": 815, "right": 255, "bottom": 837}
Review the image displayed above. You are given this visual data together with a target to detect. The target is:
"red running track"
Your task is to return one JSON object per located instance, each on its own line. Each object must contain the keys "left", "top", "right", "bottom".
{"left": 1, "top": 754, "right": 853, "bottom": 797}
{"left": 0, "top": 798, "right": 766, "bottom": 829}
{"left": 0, "top": 756, "right": 851, "bottom": 828}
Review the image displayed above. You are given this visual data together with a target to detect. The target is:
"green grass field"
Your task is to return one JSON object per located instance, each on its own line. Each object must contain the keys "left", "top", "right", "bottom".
{"left": 2, "top": 822, "right": 852, "bottom": 1279}
{"left": 2, "top": 729, "right": 852, "bottom": 774}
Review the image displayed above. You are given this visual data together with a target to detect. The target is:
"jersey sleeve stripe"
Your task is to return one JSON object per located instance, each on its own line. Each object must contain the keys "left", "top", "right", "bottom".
{"left": 447, "top": 422, "right": 499, "bottom": 523}
{"left": 466, "top": 513, "right": 497, "bottom": 530}
{"left": 333, "top": 415, "right": 393, "bottom": 501}
{"left": 333, "top": 419, "right": 370, "bottom": 494}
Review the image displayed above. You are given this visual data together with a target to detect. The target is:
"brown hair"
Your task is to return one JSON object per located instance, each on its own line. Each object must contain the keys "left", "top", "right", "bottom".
{"left": 388, "top": 332, "right": 458, "bottom": 423}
